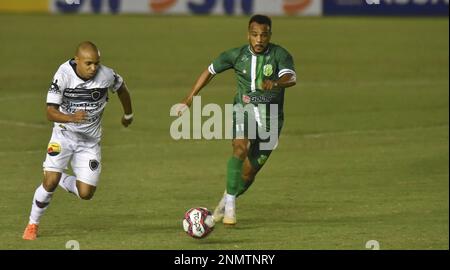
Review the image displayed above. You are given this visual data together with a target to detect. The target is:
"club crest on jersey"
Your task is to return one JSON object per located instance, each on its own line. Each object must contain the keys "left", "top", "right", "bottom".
{"left": 48, "top": 80, "right": 61, "bottom": 94}
{"left": 89, "top": 160, "right": 99, "bottom": 171}
{"left": 91, "top": 91, "right": 101, "bottom": 101}
{"left": 257, "top": 155, "right": 268, "bottom": 165}
{"left": 263, "top": 64, "right": 273, "bottom": 77}
{"left": 47, "top": 142, "right": 61, "bottom": 156}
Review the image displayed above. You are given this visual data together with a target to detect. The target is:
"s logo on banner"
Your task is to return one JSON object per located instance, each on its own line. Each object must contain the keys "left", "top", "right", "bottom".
{"left": 283, "top": 0, "right": 312, "bottom": 15}
{"left": 65, "top": 0, "right": 80, "bottom": 4}
{"left": 366, "top": 0, "right": 380, "bottom": 4}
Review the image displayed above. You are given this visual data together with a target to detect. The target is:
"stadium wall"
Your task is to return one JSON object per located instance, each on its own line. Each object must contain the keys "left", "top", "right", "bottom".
{"left": 323, "top": 0, "right": 449, "bottom": 16}
{"left": 0, "top": 0, "right": 48, "bottom": 12}
{"left": 48, "top": 0, "right": 322, "bottom": 16}
{"left": 1, "top": 0, "right": 448, "bottom": 16}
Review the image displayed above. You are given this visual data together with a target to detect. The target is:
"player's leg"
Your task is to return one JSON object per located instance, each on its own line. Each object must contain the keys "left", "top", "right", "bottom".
{"left": 59, "top": 172, "right": 98, "bottom": 199}
{"left": 76, "top": 181, "right": 97, "bottom": 200}
{"left": 217, "top": 107, "right": 260, "bottom": 224}
{"left": 237, "top": 157, "right": 258, "bottom": 197}
{"left": 213, "top": 138, "right": 249, "bottom": 223}
{"left": 58, "top": 172, "right": 80, "bottom": 197}
{"left": 227, "top": 138, "right": 248, "bottom": 194}
{"left": 212, "top": 190, "right": 227, "bottom": 222}
{"left": 59, "top": 171, "right": 97, "bottom": 199}
{"left": 236, "top": 122, "right": 283, "bottom": 197}
{"left": 235, "top": 146, "right": 268, "bottom": 198}
{"left": 23, "top": 129, "right": 72, "bottom": 240}
{"left": 222, "top": 138, "right": 250, "bottom": 225}
{"left": 23, "top": 171, "right": 62, "bottom": 240}
{"left": 70, "top": 140, "right": 101, "bottom": 200}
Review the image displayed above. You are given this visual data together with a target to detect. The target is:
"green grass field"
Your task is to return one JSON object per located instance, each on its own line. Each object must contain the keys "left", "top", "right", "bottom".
{"left": 0, "top": 14, "right": 448, "bottom": 250}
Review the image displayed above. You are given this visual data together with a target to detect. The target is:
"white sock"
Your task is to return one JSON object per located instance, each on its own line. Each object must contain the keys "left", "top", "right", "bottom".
{"left": 218, "top": 190, "right": 227, "bottom": 208}
{"left": 59, "top": 173, "right": 80, "bottom": 198}
{"left": 29, "top": 184, "right": 53, "bottom": 224}
{"left": 225, "top": 194, "right": 236, "bottom": 211}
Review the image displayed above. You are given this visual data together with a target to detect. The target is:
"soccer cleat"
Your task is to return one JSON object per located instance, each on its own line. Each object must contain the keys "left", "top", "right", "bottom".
{"left": 213, "top": 191, "right": 226, "bottom": 222}
{"left": 22, "top": 223, "right": 39, "bottom": 240}
{"left": 223, "top": 207, "right": 237, "bottom": 225}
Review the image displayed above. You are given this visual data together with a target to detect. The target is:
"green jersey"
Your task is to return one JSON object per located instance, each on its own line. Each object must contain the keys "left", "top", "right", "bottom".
{"left": 208, "top": 43, "right": 296, "bottom": 120}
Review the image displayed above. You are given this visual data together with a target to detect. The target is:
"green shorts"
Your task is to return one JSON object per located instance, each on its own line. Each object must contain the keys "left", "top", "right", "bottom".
{"left": 232, "top": 106, "right": 283, "bottom": 171}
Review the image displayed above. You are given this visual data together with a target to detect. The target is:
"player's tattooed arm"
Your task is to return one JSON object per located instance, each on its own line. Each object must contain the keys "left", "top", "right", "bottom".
{"left": 46, "top": 104, "right": 87, "bottom": 123}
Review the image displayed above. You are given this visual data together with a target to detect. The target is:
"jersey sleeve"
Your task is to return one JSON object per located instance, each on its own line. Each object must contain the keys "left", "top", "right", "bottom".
{"left": 46, "top": 69, "right": 66, "bottom": 106}
{"left": 277, "top": 48, "right": 296, "bottom": 78}
{"left": 208, "top": 48, "right": 238, "bottom": 75}
{"left": 109, "top": 70, "right": 124, "bottom": 93}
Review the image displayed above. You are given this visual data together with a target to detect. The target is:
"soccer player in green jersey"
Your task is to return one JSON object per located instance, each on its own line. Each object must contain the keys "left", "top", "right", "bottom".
{"left": 178, "top": 15, "right": 296, "bottom": 225}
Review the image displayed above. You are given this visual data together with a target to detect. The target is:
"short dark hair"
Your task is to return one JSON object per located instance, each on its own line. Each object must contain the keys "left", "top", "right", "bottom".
{"left": 248, "top": 14, "right": 272, "bottom": 31}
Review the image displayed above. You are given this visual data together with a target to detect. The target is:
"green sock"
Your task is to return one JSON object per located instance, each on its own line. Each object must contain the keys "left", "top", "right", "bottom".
{"left": 226, "top": 156, "right": 244, "bottom": 195}
{"left": 236, "top": 178, "right": 254, "bottom": 197}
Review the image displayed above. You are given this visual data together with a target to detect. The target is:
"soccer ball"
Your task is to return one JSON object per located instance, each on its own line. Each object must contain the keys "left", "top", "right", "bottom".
{"left": 182, "top": 207, "right": 215, "bottom": 239}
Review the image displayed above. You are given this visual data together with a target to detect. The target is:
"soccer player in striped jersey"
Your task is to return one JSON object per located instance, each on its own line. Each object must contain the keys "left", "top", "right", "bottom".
{"left": 23, "top": 41, "right": 134, "bottom": 240}
{"left": 178, "top": 15, "right": 296, "bottom": 225}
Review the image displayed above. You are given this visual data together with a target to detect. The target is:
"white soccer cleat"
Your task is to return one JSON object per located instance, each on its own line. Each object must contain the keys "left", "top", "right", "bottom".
{"left": 222, "top": 192, "right": 237, "bottom": 225}
{"left": 223, "top": 207, "right": 236, "bottom": 225}
{"left": 213, "top": 191, "right": 226, "bottom": 222}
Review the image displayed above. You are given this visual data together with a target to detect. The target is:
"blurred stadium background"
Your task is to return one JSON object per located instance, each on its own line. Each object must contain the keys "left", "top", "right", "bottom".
{"left": 0, "top": 0, "right": 448, "bottom": 250}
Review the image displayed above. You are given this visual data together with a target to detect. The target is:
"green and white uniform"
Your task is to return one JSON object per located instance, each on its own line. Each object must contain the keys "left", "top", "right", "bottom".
{"left": 209, "top": 43, "right": 296, "bottom": 170}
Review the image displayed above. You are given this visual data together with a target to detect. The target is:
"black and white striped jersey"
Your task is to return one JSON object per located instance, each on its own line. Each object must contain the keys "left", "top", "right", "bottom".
{"left": 47, "top": 59, "right": 124, "bottom": 140}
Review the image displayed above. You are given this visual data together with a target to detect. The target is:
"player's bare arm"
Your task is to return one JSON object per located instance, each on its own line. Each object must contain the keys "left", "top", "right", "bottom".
{"left": 176, "top": 68, "right": 214, "bottom": 116}
{"left": 117, "top": 82, "right": 133, "bottom": 127}
{"left": 46, "top": 104, "right": 87, "bottom": 123}
{"left": 262, "top": 73, "right": 296, "bottom": 91}
{"left": 182, "top": 68, "right": 214, "bottom": 107}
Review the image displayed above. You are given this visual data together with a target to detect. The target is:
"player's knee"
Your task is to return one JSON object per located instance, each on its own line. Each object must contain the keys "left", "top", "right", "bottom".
{"left": 242, "top": 168, "right": 257, "bottom": 182}
{"left": 78, "top": 191, "right": 94, "bottom": 200}
{"left": 242, "top": 171, "right": 255, "bottom": 182}
{"left": 233, "top": 148, "right": 247, "bottom": 159}
{"left": 43, "top": 172, "right": 61, "bottom": 192}
{"left": 42, "top": 181, "right": 58, "bottom": 192}
{"left": 232, "top": 142, "right": 248, "bottom": 159}
{"left": 77, "top": 186, "right": 96, "bottom": 200}
{"left": 76, "top": 181, "right": 96, "bottom": 200}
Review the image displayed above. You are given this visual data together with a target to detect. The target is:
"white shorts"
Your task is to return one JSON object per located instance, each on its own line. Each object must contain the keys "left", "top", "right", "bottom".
{"left": 43, "top": 126, "right": 102, "bottom": 186}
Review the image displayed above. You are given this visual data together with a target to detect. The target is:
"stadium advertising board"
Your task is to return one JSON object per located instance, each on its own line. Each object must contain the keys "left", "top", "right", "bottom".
{"left": 323, "top": 0, "right": 449, "bottom": 16}
{"left": 50, "top": 0, "right": 322, "bottom": 16}
{"left": 0, "top": 0, "right": 48, "bottom": 12}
